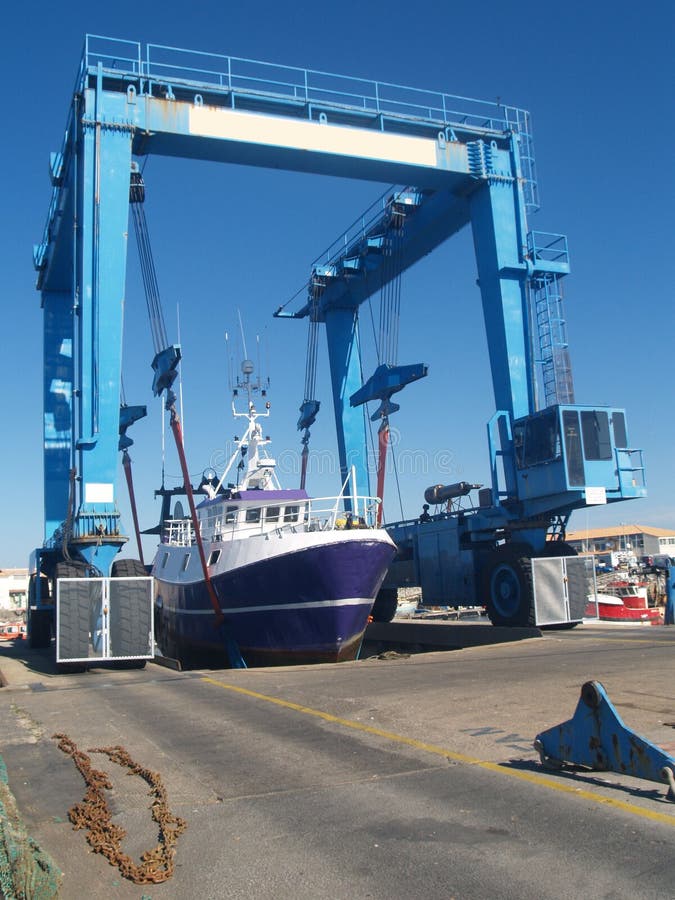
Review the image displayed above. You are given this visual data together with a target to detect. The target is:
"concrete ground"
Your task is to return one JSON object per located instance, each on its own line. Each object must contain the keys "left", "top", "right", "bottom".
{"left": 0, "top": 622, "right": 674, "bottom": 899}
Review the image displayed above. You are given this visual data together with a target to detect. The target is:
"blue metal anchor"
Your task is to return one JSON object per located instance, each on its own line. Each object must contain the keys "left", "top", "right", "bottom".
{"left": 534, "top": 681, "right": 675, "bottom": 800}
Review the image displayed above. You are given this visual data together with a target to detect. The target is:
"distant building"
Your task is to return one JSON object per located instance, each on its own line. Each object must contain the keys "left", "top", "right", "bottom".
{"left": 0, "top": 568, "right": 28, "bottom": 617}
{"left": 565, "top": 524, "right": 675, "bottom": 559}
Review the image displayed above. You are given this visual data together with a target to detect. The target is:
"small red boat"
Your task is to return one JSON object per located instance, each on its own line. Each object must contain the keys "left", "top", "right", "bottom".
{"left": 585, "top": 581, "right": 662, "bottom": 623}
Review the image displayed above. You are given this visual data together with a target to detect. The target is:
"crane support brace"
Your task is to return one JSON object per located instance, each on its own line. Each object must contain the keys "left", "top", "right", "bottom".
{"left": 534, "top": 681, "right": 675, "bottom": 801}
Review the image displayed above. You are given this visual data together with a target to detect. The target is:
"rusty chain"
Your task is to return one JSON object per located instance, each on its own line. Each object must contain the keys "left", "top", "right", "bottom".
{"left": 52, "top": 733, "right": 187, "bottom": 884}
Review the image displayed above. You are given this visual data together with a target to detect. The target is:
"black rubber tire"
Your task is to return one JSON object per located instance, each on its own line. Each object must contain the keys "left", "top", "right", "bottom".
{"left": 56, "top": 662, "right": 88, "bottom": 674}
{"left": 371, "top": 589, "right": 399, "bottom": 623}
{"left": 538, "top": 541, "right": 578, "bottom": 558}
{"left": 483, "top": 549, "right": 535, "bottom": 627}
{"left": 28, "top": 574, "right": 52, "bottom": 648}
{"left": 28, "top": 607, "right": 52, "bottom": 649}
{"left": 55, "top": 562, "right": 91, "bottom": 660}
{"left": 110, "top": 559, "right": 152, "bottom": 658}
{"left": 111, "top": 559, "right": 148, "bottom": 578}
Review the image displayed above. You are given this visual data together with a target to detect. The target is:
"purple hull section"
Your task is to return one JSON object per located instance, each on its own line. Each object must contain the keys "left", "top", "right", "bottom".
{"left": 155, "top": 538, "right": 395, "bottom": 667}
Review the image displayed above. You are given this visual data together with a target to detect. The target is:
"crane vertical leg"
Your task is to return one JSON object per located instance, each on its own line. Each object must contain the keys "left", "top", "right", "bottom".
{"left": 324, "top": 308, "right": 370, "bottom": 506}
{"left": 70, "top": 91, "right": 134, "bottom": 574}
{"left": 469, "top": 180, "right": 534, "bottom": 421}
{"left": 469, "top": 180, "right": 533, "bottom": 501}
{"left": 43, "top": 291, "right": 74, "bottom": 543}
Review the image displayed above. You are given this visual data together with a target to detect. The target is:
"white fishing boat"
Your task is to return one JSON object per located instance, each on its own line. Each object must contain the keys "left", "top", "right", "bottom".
{"left": 152, "top": 360, "right": 396, "bottom": 667}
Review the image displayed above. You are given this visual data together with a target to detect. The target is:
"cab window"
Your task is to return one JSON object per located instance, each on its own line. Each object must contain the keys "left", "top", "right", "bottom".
{"left": 284, "top": 505, "right": 300, "bottom": 523}
{"left": 581, "top": 411, "right": 612, "bottom": 460}
{"left": 514, "top": 409, "right": 560, "bottom": 469}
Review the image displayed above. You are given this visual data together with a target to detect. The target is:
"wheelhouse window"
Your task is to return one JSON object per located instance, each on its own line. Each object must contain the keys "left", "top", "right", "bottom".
{"left": 225, "top": 506, "right": 238, "bottom": 524}
{"left": 284, "top": 505, "right": 300, "bottom": 523}
{"left": 265, "top": 506, "right": 280, "bottom": 523}
{"left": 245, "top": 507, "right": 261, "bottom": 524}
{"left": 161, "top": 552, "right": 169, "bottom": 569}
{"left": 181, "top": 553, "right": 191, "bottom": 572}
{"left": 513, "top": 409, "right": 561, "bottom": 469}
{"left": 581, "top": 411, "right": 612, "bottom": 460}
{"left": 207, "top": 549, "right": 221, "bottom": 566}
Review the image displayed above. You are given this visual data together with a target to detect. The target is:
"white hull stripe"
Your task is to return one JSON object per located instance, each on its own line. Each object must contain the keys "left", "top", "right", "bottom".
{"left": 160, "top": 597, "right": 372, "bottom": 616}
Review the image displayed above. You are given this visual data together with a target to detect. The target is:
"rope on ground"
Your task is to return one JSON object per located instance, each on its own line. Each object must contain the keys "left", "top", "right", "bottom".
{"left": 52, "top": 734, "right": 187, "bottom": 885}
{"left": 0, "top": 754, "right": 62, "bottom": 899}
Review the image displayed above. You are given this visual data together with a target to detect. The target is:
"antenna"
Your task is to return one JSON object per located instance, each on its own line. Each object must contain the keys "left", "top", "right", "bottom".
{"left": 225, "top": 331, "right": 233, "bottom": 391}
{"left": 237, "top": 309, "right": 248, "bottom": 361}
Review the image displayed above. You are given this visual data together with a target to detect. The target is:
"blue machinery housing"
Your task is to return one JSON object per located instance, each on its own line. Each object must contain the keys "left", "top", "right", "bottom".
{"left": 33, "top": 36, "right": 645, "bottom": 627}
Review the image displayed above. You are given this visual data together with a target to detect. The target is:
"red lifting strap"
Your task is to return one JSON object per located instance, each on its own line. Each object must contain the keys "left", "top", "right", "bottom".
{"left": 376, "top": 420, "right": 389, "bottom": 527}
{"left": 122, "top": 450, "right": 145, "bottom": 567}
{"left": 300, "top": 443, "right": 309, "bottom": 491}
{"left": 169, "top": 411, "right": 224, "bottom": 626}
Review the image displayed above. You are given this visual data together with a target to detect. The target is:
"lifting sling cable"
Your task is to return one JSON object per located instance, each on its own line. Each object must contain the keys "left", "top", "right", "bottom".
{"left": 168, "top": 402, "right": 224, "bottom": 627}
{"left": 119, "top": 377, "right": 145, "bottom": 565}
{"left": 129, "top": 171, "right": 168, "bottom": 356}
{"left": 299, "top": 293, "right": 321, "bottom": 490}
{"left": 374, "top": 204, "right": 406, "bottom": 523}
{"left": 129, "top": 170, "right": 245, "bottom": 666}
{"left": 117, "top": 171, "right": 171, "bottom": 567}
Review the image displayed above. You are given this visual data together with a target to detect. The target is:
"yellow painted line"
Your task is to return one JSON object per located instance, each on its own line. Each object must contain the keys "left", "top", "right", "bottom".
{"left": 201, "top": 677, "right": 675, "bottom": 827}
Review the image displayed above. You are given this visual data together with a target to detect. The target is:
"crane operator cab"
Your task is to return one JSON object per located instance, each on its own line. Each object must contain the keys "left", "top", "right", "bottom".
{"left": 379, "top": 405, "right": 645, "bottom": 630}
{"left": 506, "top": 405, "right": 646, "bottom": 513}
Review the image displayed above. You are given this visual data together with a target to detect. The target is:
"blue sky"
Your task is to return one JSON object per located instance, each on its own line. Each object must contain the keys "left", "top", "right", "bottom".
{"left": 1, "top": 1, "right": 674, "bottom": 565}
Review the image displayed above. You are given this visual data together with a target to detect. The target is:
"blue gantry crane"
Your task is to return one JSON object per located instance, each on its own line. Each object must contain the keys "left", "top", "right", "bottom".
{"left": 29, "top": 35, "right": 646, "bottom": 654}
{"left": 280, "top": 173, "right": 646, "bottom": 624}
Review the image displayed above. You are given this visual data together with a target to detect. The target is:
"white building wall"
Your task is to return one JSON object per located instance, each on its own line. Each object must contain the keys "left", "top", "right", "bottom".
{"left": 0, "top": 570, "right": 28, "bottom": 614}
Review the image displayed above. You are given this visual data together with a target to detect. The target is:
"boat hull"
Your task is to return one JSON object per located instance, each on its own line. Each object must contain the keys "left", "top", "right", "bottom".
{"left": 154, "top": 535, "right": 396, "bottom": 667}
{"left": 585, "top": 593, "right": 662, "bottom": 623}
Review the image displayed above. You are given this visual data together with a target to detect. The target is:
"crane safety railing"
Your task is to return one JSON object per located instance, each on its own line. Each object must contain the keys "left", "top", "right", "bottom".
{"left": 280, "top": 183, "right": 411, "bottom": 313}
{"left": 81, "top": 33, "right": 538, "bottom": 213}
{"left": 615, "top": 448, "right": 646, "bottom": 493}
{"left": 37, "top": 35, "right": 540, "bottom": 281}
{"left": 82, "top": 35, "right": 530, "bottom": 137}
{"left": 528, "top": 232, "right": 569, "bottom": 268}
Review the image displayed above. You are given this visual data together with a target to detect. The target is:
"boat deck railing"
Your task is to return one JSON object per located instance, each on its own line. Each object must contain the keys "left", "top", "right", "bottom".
{"left": 161, "top": 492, "right": 382, "bottom": 547}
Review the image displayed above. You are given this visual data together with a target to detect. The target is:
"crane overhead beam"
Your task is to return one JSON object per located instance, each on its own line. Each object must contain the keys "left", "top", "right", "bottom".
{"left": 36, "top": 37, "right": 538, "bottom": 294}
